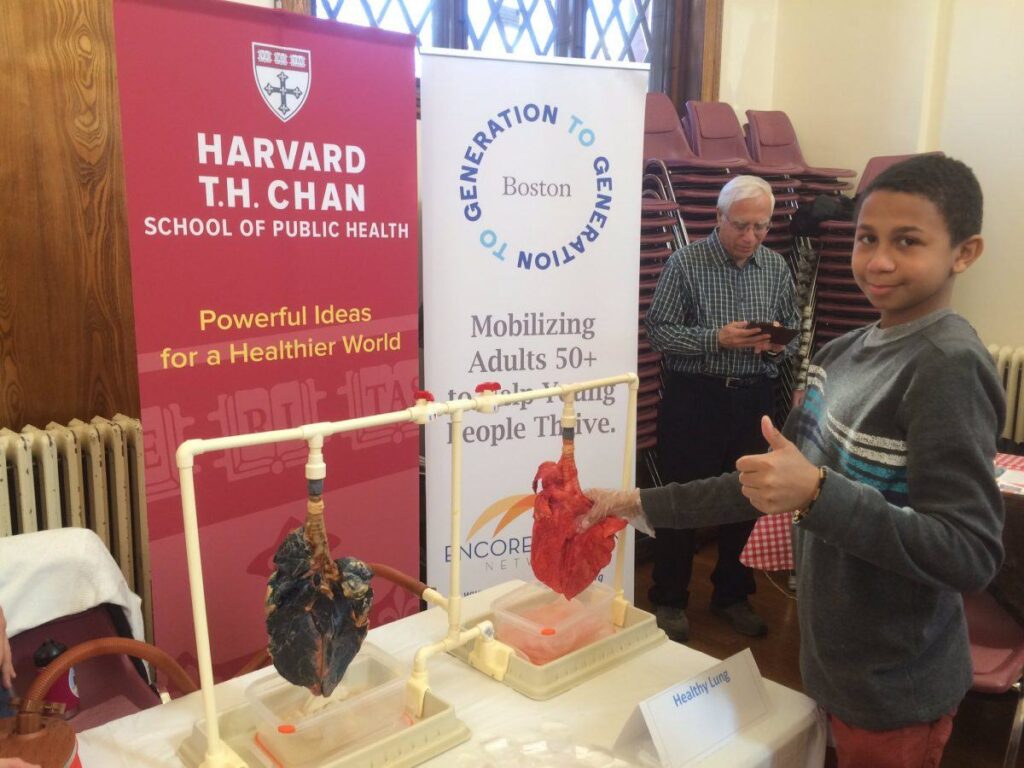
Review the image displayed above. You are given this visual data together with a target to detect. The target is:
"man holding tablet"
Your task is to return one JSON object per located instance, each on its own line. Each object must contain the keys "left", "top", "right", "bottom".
{"left": 646, "top": 174, "right": 800, "bottom": 641}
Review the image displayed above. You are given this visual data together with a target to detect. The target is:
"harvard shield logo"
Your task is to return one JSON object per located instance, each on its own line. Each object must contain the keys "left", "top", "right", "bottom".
{"left": 252, "top": 43, "right": 311, "bottom": 122}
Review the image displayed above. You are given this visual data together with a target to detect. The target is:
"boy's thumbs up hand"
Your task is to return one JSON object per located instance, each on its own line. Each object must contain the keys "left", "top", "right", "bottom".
{"left": 736, "top": 416, "right": 820, "bottom": 515}
{"left": 761, "top": 413, "right": 792, "bottom": 451}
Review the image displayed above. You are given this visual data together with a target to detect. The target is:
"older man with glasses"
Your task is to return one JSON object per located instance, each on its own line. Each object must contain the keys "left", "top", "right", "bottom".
{"left": 646, "top": 174, "right": 799, "bottom": 642}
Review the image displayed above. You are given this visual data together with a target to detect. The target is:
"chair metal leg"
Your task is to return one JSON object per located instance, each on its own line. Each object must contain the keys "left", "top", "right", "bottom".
{"left": 1004, "top": 678, "right": 1024, "bottom": 768}
{"left": 640, "top": 447, "right": 663, "bottom": 487}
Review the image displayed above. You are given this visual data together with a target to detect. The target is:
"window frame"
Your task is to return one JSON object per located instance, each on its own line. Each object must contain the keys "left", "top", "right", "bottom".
{"left": 287, "top": 0, "right": 721, "bottom": 103}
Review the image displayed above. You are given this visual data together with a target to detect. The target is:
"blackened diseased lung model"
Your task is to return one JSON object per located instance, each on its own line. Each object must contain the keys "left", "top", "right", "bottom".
{"left": 265, "top": 486, "right": 373, "bottom": 697}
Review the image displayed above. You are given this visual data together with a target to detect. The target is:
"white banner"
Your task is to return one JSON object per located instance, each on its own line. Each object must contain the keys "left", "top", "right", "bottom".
{"left": 422, "top": 50, "right": 646, "bottom": 597}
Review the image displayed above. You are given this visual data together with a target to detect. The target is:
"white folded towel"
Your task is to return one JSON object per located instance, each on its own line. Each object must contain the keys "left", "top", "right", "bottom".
{"left": 0, "top": 528, "right": 144, "bottom": 641}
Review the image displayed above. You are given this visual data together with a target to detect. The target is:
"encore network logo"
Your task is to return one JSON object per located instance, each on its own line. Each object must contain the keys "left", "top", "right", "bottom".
{"left": 465, "top": 493, "right": 535, "bottom": 540}
{"left": 252, "top": 42, "right": 312, "bottom": 122}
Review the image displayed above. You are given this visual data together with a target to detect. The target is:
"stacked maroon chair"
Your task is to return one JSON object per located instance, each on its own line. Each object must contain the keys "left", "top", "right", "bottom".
{"left": 636, "top": 191, "right": 682, "bottom": 485}
{"left": 642, "top": 93, "right": 742, "bottom": 247}
{"left": 637, "top": 92, "right": 746, "bottom": 484}
{"left": 683, "top": 101, "right": 803, "bottom": 262}
{"left": 808, "top": 153, "right": 941, "bottom": 353}
{"left": 742, "top": 109, "right": 856, "bottom": 357}
{"left": 683, "top": 101, "right": 806, "bottom": 417}
{"left": 744, "top": 110, "right": 855, "bottom": 209}
{"left": 963, "top": 590, "right": 1024, "bottom": 768}
{"left": 637, "top": 97, "right": 696, "bottom": 485}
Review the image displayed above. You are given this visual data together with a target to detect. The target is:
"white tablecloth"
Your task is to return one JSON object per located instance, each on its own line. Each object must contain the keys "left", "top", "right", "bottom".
{"left": 78, "top": 582, "right": 825, "bottom": 767}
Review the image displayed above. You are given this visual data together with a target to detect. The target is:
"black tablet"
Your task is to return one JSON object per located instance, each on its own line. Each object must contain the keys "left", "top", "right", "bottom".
{"left": 751, "top": 323, "right": 799, "bottom": 345}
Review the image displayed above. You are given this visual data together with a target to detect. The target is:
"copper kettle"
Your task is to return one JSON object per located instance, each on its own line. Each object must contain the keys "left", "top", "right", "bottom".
{"left": 0, "top": 637, "right": 196, "bottom": 767}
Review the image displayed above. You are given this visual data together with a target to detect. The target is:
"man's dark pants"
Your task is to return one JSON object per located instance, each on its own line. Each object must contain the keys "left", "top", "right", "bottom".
{"left": 650, "top": 370, "right": 773, "bottom": 610}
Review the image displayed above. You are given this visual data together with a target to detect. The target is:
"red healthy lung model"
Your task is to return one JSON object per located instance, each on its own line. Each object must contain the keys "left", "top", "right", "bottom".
{"left": 531, "top": 433, "right": 626, "bottom": 600}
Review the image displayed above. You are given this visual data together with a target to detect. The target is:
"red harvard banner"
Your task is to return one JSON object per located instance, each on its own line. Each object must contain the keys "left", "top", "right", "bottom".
{"left": 112, "top": 0, "right": 419, "bottom": 678}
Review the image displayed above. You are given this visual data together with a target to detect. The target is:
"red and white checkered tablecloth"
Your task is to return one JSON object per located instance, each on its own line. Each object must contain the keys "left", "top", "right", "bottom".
{"left": 740, "top": 513, "right": 793, "bottom": 571}
{"left": 741, "top": 453, "right": 1024, "bottom": 571}
{"left": 996, "top": 453, "right": 1024, "bottom": 471}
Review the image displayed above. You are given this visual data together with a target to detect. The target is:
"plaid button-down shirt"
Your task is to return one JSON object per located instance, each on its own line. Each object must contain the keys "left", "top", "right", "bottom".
{"left": 646, "top": 229, "right": 800, "bottom": 378}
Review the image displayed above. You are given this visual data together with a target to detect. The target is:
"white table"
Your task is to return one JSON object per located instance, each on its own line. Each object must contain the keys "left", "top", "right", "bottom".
{"left": 78, "top": 582, "right": 825, "bottom": 767}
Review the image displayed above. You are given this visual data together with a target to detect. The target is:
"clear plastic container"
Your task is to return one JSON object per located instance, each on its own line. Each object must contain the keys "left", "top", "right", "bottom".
{"left": 244, "top": 643, "right": 409, "bottom": 767}
{"left": 491, "top": 581, "right": 616, "bottom": 666}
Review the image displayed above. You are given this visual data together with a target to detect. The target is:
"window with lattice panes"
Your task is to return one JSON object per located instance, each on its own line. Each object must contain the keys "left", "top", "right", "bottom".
{"left": 312, "top": 0, "right": 658, "bottom": 69}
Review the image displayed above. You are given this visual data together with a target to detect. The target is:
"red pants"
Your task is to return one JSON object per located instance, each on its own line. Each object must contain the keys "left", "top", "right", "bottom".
{"left": 828, "top": 710, "right": 956, "bottom": 768}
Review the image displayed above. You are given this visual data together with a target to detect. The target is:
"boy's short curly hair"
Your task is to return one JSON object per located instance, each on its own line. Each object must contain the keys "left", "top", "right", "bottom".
{"left": 858, "top": 155, "right": 983, "bottom": 245}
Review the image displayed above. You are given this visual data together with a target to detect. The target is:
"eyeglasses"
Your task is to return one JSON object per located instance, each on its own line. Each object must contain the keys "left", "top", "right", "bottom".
{"left": 725, "top": 218, "right": 771, "bottom": 235}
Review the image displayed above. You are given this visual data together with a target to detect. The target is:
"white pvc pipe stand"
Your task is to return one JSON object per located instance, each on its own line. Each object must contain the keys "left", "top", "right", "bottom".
{"left": 175, "top": 373, "right": 638, "bottom": 764}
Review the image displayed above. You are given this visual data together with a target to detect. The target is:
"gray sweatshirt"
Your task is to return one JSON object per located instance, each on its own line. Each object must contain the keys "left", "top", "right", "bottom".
{"left": 640, "top": 310, "right": 1005, "bottom": 729}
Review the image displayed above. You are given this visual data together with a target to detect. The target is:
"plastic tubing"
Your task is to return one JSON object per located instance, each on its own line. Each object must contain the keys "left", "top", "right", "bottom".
{"left": 18, "top": 637, "right": 198, "bottom": 735}
{"left": 367, "top": 562, "right": 430, "bottom": 598}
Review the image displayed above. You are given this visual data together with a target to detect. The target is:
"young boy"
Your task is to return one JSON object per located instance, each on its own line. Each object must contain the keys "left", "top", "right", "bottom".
{"left": 585, "top": 155, "right": 1005, "bottom": 768}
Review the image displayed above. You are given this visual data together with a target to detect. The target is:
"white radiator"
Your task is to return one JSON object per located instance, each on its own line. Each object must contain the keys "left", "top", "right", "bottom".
{"left": 989, "top": 344, "right": 1024, "bottom": 444}
{"left": 0, "top": 415, "right": 153, "bottom": 640}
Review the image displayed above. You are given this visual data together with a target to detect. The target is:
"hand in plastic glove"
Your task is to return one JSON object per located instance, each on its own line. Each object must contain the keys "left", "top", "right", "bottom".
{"left": 736, "top": 416, "right": 819, "bottom": 515}
{"left": 0, "top": 605, "right": 14, "bottom": 691}
{"left": 579, "top": 488, "right": 652, "bottom": 536}
{"left": 0, "top": 759, "right": 43, "bottom": 768}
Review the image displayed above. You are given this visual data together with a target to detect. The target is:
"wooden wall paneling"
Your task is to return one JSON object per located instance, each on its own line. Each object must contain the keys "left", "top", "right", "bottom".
{"left": 665, "top": 0, "right": 688, "bottom": 106}
{"left": 700, "top": 0, "right": 723, "bottom": 102}
{"left": 0, "top": 0, "right": 139, "bottom": 430}
{"left": 0, "top": 0, "right": 33, "bottom": 428}
{"left": 666, "top": 0, "right": 723, "bottom": 108}
{"left": 280, "top": 0, "right": 311, "bottom": 14}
